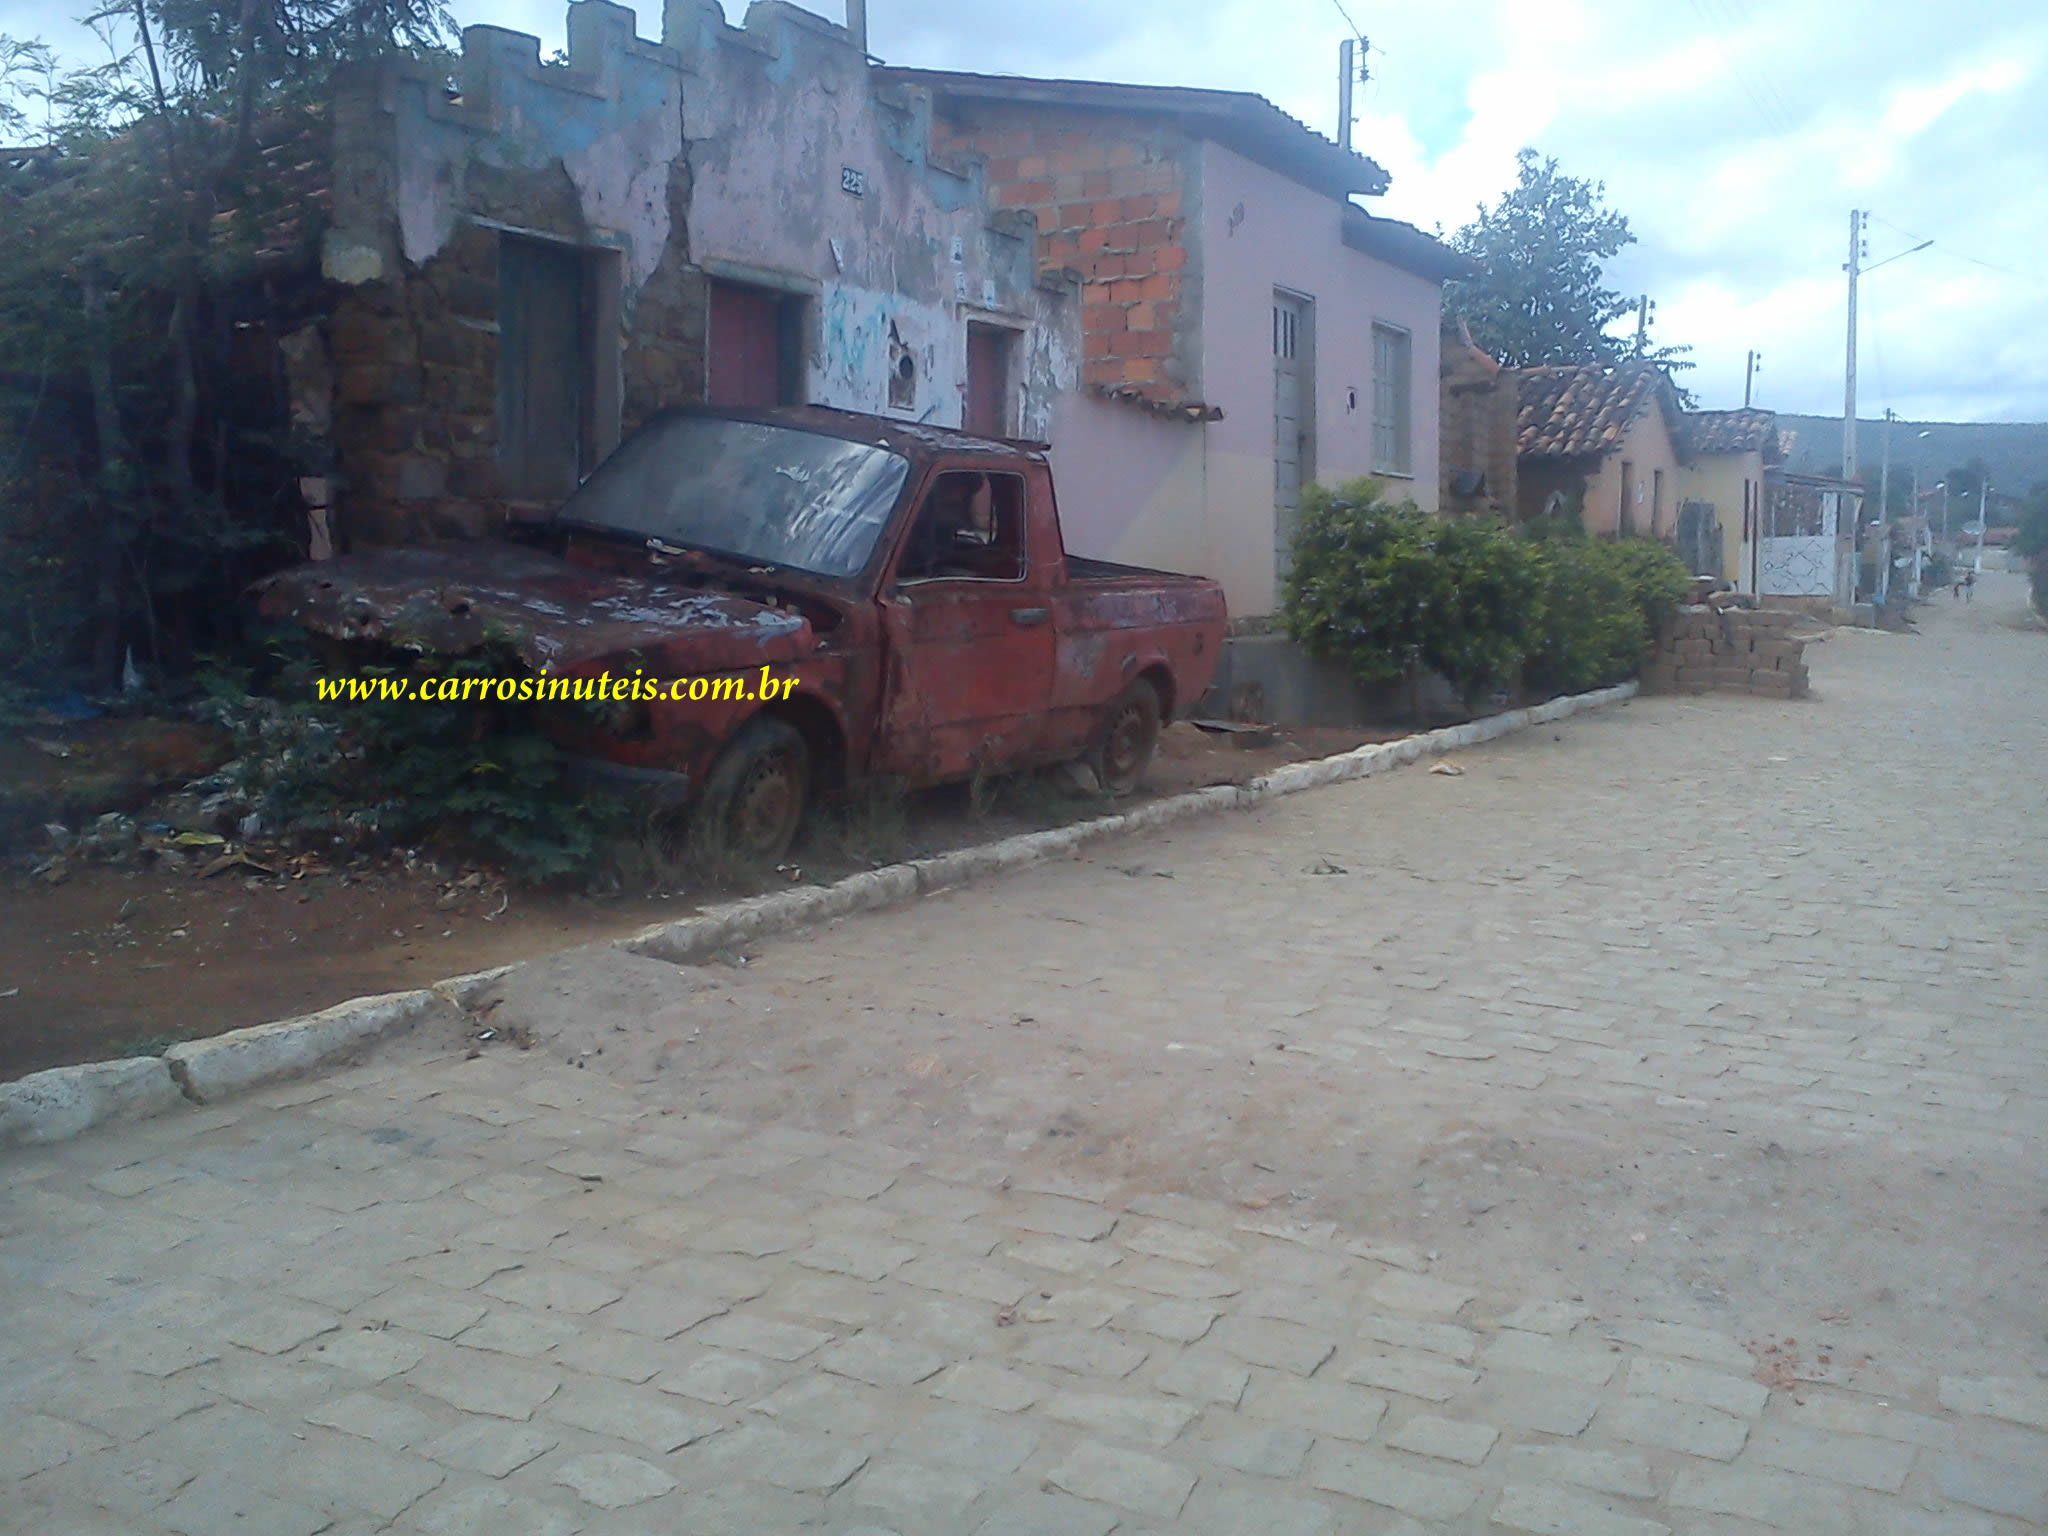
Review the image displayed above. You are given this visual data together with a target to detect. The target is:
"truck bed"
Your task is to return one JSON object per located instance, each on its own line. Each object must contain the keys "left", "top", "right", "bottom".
{"left": 1065, "top": 554, "right": 1213, "bottom": 589}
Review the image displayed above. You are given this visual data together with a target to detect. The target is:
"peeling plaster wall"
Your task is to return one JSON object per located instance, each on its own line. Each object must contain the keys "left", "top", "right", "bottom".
{"left": 669, "top": 0, "right": 1075, "bottom": 432}
{"left": 321, "top": 2, "right": 694, "bottom": 545}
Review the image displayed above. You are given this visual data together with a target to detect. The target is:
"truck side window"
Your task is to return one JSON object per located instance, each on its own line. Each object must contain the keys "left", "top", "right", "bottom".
{"left": 898, "top": 471, "right": 1027, "bottom": 583}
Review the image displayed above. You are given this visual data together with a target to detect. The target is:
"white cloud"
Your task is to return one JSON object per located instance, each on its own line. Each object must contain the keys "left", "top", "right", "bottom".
{"left": 5, "top": 0, "right": 2043, "bottom": 421}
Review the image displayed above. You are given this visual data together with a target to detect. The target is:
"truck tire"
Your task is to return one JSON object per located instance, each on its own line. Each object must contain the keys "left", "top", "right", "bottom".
{"left": 1089, "top": 676, "right": 1162, "bottom": 797}
{"left": 690, "top": 715, "right": 810, "bottom": 865}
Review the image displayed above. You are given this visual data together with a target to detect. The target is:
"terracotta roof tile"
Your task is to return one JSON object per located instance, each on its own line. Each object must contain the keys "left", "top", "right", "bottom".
{"left": 1687, "top": 407, "right": 1783, "bottom": 460}
{"left": 1516, "top": 361, "right": 1672, "bottom": 460}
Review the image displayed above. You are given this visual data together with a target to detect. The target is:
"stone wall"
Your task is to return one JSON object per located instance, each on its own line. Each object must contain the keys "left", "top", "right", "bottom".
{"left": 1641, "top": 605, "right": 1811, "bottom": 699}
{"left": 319, "top": 2, "right": 695, "bottom": 547}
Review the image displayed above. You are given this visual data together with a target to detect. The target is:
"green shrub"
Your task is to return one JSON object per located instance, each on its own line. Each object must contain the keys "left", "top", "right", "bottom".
{"left": 1523, "top": 536, "right": 1690, "bottom": 695}
{"left": 1599, "top": 537, "right": 1694, "bottom": 636}
{"left": 205, "top": 634, "right": 628, "bottom": 882}
{"left": 1523, "top": 541, "right": 1644, "bottom": 694}
{"left": 1283, "top": 481, "right": 1542, "bottom": 708}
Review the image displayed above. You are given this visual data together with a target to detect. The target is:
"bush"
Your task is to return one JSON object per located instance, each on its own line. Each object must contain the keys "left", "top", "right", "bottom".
{"left": 202, "top": 634, "right": 628, "bottom": 882}
{"left": 1523, "top": 540, "right": 1644, "bottom": 694}
{"left": 1283, "top": 481, "right": 1542, "bottom": 708}
{"left": 1522, "top": 537, "right": 1690, "bottom": 694}
{"left": 1283, "top": 481, "right": 1691, "bottom": 708}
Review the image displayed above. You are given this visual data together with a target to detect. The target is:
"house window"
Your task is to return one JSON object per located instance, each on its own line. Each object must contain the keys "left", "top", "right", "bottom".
{"left": 1371, "top": 323, "right": 1412, "bottom": 477}
{"left": 1652, "top": 467, "right": 1665, "bottom": 537}
{"left": 1618, "top": 459, "right": 1636, "bottom": 536}
{"left": 497, "top": 235, "right": 621, "bottom": 504}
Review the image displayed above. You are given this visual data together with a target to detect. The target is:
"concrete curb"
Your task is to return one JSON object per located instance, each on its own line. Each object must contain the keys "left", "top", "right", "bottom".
{"left": 0, "top": 1057, "right": 184, "bottom": 1148}
{"left": 0, "top": 680, "right": 1634, "bottom": 1147}
{"left": 164, "top": 989, "right": 449, "bottom": 1104}
{"left": 620, "top": 681, "right": 1636, "bottom": 966}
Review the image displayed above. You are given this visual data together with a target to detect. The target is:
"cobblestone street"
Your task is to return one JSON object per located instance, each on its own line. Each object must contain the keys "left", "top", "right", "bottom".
{"left": 5, "top": 573, "right": 2045, "bottom": 1535}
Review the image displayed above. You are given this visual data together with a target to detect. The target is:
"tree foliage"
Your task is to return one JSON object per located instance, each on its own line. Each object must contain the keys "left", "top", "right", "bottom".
{"left": 0, "top": 0, "right": 453, "bottom": 694}
{"left": 1443, "top": 147, "right": 1694, "bottom": 402}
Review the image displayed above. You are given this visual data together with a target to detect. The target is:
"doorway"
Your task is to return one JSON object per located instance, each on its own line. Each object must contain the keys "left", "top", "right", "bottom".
{"left": 964, "top": 324, "right": 1013, "bottom": 438}
{"left": 1272, "top": 292, "right": 1315, "bottom": 596}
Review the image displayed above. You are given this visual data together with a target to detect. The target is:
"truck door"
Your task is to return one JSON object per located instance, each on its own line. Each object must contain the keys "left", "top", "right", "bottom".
{"left": 875, "top": 467, "right": 1054, "bottom": 783}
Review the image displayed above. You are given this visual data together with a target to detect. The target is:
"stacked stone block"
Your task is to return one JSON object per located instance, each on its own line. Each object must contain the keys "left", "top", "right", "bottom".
{"left": 1641, "top": 607, "right": 1810, "bottom": 699}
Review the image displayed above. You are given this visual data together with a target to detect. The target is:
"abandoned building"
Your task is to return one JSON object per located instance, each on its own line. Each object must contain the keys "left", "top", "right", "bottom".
{"left": 305, "top": 0, "right": 1082, "bottom": 551}
{"left": 314, "top": 1, "right": 694, "bottom": 545}
{"left": 669, "top": 0, "right": 1076, "bottom": 434}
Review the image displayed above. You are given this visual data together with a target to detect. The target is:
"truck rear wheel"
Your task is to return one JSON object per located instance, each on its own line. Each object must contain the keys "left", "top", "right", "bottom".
{"left": 1089, "top": 676, "right": 1162, "bottom": 797}
{"left": 691, "top": 715, "right": 810, "bottom": 865}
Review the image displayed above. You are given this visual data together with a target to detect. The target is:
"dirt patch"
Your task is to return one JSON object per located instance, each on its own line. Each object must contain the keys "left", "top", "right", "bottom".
{"left": 0, "top": 717, "right": 231, "bottom": 845}
{"left": 0, "top": 720, "right": 1392, "bottom": 1078}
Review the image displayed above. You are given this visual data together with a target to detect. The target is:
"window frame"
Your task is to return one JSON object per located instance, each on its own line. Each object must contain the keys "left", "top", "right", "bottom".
{"left": 1370, "top": 321, "right": 1414, "bottom": 479}
{"left": 893, "top": 469, "right": 1033, "bottom": 587}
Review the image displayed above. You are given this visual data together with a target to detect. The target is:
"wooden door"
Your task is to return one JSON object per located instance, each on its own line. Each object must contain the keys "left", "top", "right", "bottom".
{"left": 497, "top": 236, "right": 586, "bottom": 502}
{"left": 708, "top": 282, "right": 782, "bottom": 407}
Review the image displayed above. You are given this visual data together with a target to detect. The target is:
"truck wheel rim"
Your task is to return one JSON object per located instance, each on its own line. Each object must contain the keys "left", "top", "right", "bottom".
{"left": 733, "top": 749, "right": 801, "bottom": 851}
{"left": 1104, "top": 702, "right": 1152, "bottom": 783}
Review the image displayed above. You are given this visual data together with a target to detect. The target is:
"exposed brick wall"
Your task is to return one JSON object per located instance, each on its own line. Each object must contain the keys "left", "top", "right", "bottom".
{"left": 932, "top": 105, "right": 1196, "bottom": 401}
{"left": 1438, "top": 334, "right": 1518, "bottom": 518}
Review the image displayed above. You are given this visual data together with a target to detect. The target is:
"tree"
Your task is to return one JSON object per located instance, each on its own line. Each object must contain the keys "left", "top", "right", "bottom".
{"left": 1443, "top": 148, "right": 1694, "bottom": 402}
{"left": 0, "top": 0, "right": 453, "bottom": 688}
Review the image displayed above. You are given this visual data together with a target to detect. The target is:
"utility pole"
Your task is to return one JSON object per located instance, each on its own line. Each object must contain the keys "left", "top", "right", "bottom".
{"left": 1337, "top": 39, "right": 1354, "bottom": 151}
{"left": 1842, "top": 210, "right": 1863, "bottom": 481}
{"left": 1976, "top": 480, "right": 1989, "bottom": 574}
{"left": 1878, "top": 408, "right": 1893, "bottom": 603}
{"left": 1634, "top": 296, "right": 1651, "bottom": 359}
{"left": 1744, "top": 350, "right": 1761, "bottom": 408}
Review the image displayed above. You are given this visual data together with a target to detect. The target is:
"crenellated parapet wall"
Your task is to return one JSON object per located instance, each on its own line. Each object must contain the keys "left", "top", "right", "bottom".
{"left": 320, "top": 2, "right": 699, "bottom": 548}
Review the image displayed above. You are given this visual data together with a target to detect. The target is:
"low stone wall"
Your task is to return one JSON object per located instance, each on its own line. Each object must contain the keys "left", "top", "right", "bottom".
{"left": 1641, "top": 606, "right": 1810, "bottom": 699}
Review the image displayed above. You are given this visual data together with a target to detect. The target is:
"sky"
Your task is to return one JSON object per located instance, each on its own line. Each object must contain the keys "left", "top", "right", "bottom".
{"left": 6, "top": 0, "right": 2045, "bottom": 424}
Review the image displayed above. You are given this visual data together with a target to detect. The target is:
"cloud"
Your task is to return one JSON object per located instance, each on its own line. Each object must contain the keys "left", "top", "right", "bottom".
{"left": 6, "top": 0, "right": 2042, "bottom": 421}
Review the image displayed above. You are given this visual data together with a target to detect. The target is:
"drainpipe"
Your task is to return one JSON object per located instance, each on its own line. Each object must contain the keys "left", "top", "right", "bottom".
{"left": 845, "top": 0, "right": 867, "bottom": 56}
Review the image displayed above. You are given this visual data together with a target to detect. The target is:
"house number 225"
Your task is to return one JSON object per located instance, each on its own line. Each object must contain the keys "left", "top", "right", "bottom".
{"left": 841, "top": 167, "right": 865, "bottom": 197}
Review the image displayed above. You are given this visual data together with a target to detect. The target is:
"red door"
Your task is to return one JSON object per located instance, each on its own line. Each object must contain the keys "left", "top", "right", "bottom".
{"left": 708, "top": 283, "right": 781, "bottom": 407}
{"left": 964, "top": 325, "right": 1011, "bottom": 437}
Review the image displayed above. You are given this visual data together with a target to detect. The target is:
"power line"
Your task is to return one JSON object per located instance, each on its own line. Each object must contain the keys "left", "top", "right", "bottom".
{"left": 1685, "top": 0, "right": 1796, "bottom": 138}
{"left": 1324, "top": 0, "right": 1369, "bottom": 53}
{"left": 1867, "top": 213, "right": 2037, "bottom": 283}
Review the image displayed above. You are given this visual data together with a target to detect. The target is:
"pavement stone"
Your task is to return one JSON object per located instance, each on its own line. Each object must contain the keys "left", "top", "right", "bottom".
{"left": 1044, "top": 1441, "right": 1198, "bottom": 1518}
{"left": 6, "top": 590, "right": 2044, "bottom": 1536}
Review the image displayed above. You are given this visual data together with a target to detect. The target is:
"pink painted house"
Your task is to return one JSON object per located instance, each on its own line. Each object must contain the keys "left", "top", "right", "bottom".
{"left": 888, "top": 70, "right": 1468, "bottom": 623}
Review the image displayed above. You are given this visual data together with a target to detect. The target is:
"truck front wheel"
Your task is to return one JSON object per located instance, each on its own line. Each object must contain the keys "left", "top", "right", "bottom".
{"left": 1089, "top": 676, "right": 1162, "bottom": 797}
{"left": 691, "top": 715, "right": 810, "bottom": 865}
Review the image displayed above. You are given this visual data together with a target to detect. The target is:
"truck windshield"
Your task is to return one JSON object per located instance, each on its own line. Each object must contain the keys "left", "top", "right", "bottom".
{"left": 556, "top": 416, "right": 911, "bottom": 580}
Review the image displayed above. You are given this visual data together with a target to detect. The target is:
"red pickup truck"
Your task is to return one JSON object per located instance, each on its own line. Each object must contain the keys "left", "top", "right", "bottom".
{"left": 257, "top": 405, "right": 1227, "bottom": 859}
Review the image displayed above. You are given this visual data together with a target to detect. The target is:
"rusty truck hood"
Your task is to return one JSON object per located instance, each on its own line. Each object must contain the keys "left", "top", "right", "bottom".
{"left": 253, "top": 543, "right": 813, "bottom": 672}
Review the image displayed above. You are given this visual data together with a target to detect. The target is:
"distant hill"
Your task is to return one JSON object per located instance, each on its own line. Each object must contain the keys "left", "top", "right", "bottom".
{"left": 1772, "top": 415, "right": 2048, "bottom": 497}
